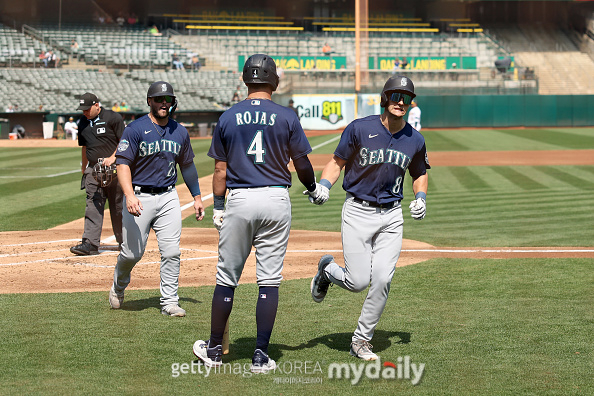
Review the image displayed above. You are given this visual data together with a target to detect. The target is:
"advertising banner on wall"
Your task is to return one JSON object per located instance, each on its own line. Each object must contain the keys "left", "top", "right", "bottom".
{"left": 238, "top": 56, "right": 347, "bottom": 71}
{"left": 291, "top": 94, "right": 356, "bottom": 130}
{"left": 371, "top": 56, "right": 477, "bottom": 70}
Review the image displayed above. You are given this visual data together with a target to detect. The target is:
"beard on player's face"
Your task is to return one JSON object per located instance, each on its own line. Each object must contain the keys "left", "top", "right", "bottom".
{"left": 150, "top": 101, "right": 170, "bottom": 119}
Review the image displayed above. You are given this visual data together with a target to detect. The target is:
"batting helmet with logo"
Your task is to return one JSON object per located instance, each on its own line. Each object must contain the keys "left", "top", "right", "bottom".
{"left": 147, "top": 80, "right": 177, "bottom": 115}
{"left": 242, "top": 54, "right": 279, "bottom": 91}
{"left": 92, "top": 162, "right": 117, "bottom": 188}
{"left": 380, "top": 75, "right": 416, "bottom": 107}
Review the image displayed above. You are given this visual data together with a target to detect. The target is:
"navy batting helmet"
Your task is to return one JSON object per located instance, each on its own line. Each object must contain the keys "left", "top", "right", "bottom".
{"left": 147, "top": 81, "right": 177, "bottom": 115}
{"left": 242, "top": 54, "right": 279, "bottom": 91}
{"left": 147, "top": 81, "right": 175, "bottom": 98}
{"left": 380, "top": 75, "right": 416, "bottom": 107}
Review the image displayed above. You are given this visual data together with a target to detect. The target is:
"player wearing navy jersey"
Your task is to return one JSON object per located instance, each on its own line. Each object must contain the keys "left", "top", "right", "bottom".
{"left": 193, "top": 54, "right": 324, "bottom": 373}
{"left": 109, "top": 81, "right": 205, "bottom": 317}
{"left": 309, "top": 76, "right": 431, "bottom": 360}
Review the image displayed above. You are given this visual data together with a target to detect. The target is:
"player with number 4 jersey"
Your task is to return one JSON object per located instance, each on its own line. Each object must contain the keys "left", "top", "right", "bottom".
{"left": 193, "top": 54, "right": 323, "bottom": 373}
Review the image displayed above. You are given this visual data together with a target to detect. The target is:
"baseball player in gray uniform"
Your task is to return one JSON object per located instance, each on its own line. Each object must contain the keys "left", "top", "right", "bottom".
{"left": 193, "top": 54, "right": 324, "bottom": 373}
{"left": 109, "top": 81, "right": 205, "bottom": 317}
{"left": 309, "top": 76, "right": 430, "bottom": 360}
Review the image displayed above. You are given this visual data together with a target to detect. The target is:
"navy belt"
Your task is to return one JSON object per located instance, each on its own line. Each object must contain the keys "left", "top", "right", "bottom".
{"left": 353, "top": 197, "right": 399, "bottom": 209}
{"left": 134, "top": 185, "right": 174, "bottom": 195}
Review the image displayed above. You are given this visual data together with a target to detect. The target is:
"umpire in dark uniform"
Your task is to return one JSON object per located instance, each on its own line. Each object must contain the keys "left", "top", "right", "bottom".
{"left": 70, "top": 92, "right": 124, "bottom": 255}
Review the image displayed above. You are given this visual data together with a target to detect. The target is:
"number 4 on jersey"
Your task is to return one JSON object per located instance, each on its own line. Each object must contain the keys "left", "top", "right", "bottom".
{"left": 247, "top": 130, "right": 266, "bottom": 164}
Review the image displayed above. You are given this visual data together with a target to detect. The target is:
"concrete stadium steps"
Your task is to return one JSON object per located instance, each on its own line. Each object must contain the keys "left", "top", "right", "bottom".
{"left": 515, "top": 51, "right": 594, "bottom": 95}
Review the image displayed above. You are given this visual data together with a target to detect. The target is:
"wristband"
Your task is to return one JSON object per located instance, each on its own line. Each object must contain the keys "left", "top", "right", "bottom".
{"left": 415, "top": 192, "right": 426, "bottom": 201}
{"left": 320, "top": 179, "right": 332, "bottom": 190}
{"left": 213, "top": 195, "right": 225, "bottom": 210}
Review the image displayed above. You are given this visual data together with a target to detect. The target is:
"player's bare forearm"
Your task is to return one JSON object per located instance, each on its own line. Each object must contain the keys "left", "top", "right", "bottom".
{"left": 81, "top": 147, "right": 88, "bottom": 173}
{"left": 212, "top": 160, "right": 228, "bottom": 197}
{"left": 412, "top": 173, "right": 428, "bottom": 195}
{"left": 320, "top": 155, "right": 347, "bottom": 186}
{"left": 117, "top": 164, "right": 143, "bottom": 216}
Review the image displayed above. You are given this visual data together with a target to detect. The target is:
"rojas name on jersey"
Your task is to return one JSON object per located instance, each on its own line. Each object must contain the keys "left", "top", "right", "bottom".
{"left": 235, "top": 111, "right": 277, "bottom": 126}
{"left": 139, "top": 139, "right": 181, "bottom": 157}
{"left": 359, "top": 147, "right": 411, "bottom": 170}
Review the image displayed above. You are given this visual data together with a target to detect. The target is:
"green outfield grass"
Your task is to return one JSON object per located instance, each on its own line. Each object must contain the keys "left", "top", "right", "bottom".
{"left": 1, "top": 128, "right": 593, "bottom": 393}
{"left": 0, "top": 259, "right": 591, "bottom": 394}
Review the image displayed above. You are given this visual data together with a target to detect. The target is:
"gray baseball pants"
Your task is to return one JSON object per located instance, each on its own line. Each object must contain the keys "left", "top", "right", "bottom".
{"left": 113, "top": 188, "right": 182, "bottom": 307}
{"left": 215, "top": 187, "right": 291, "bottom": 288}
{"left": 324, "top": 195, "right": 404, "bottom": 342}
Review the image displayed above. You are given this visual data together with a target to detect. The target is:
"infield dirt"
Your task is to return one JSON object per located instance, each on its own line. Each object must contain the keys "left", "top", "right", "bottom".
{"left": 1, "top": 137, "right": 593, "bottom": 294}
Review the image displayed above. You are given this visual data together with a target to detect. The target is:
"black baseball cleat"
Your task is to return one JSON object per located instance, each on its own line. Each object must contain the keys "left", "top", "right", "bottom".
{"left": 311, "top": 254, "right": 334, "bottom": 303}
{"left": 250, "top": 349, "right": 277, "bottom": 374}
{"left": 70, "top": 240, "right": 99, "bottom": 256}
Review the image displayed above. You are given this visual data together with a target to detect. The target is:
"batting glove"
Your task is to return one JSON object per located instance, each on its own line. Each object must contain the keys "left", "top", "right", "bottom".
{"left": 213, "top": 209, "right": 225, "bottom": 231}
{"left": 303, "top": 182, "right": 330, "bottom": 205}
{"left": 409, "top": 198, "right": 426, "bottom": 220}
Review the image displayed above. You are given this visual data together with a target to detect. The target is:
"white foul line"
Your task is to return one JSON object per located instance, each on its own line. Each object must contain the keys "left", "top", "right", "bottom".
{"left": 311, "top": 134, "right": 341, "bottom": 151}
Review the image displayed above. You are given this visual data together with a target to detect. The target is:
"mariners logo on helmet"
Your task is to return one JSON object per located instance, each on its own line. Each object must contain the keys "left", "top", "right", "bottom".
{"left": 161, "top": 83, "right": 167, "bottom": 92}
{"left": 401, "top": 77, "right": 408, "bottom": 87}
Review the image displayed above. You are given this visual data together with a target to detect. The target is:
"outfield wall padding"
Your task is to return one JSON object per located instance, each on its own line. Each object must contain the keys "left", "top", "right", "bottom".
{"left": 419, "top": 95, "right": 594, "bottom": 128}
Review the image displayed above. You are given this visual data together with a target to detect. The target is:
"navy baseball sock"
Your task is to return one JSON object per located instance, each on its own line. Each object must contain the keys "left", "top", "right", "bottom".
{"left": 255, "top": 286, "right": 279, "bottom": 354}
{"left": 209, "top": 285, "right": 235, "bottom": 347}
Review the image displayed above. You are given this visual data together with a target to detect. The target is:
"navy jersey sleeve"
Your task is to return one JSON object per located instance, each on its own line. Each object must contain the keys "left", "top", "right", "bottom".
{"left": 288, "top": 114, "right": 312, "bottom": 160}
{"left": 334, "top": 123, "right": 358, "bottom": 161}
{"left": 408, "top": 142, "right": 431, "bottom": 179}
{"left": 115, "top": 123, "right": 140, "bottom": 166}
{"left": 208, "top": 122, "right": 226, "bottom": 161}
{"left": 176, "top": 125, "right": 195, "bottom": 166}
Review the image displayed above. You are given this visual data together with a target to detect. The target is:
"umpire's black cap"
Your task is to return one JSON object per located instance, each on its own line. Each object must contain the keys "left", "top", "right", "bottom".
{"left": 77, "top": 92, "right": 99, "bottom": 110}
{"left": 147, "top": 81, "right": 176, "bottom": 98}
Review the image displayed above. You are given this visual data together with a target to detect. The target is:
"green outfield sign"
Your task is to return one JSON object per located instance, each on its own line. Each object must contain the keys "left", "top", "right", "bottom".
{"left": 238, "top": 55, "right": 347, "bottom": 71}
{"left": 371, "top": 56, "right": 477, "bottom": 70}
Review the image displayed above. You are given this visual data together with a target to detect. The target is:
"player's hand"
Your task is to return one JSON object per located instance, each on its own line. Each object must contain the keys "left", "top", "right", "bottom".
{"left": 213, "top": 209, "right": 225, "bottom": 231}
{"left": 303, "top": 183, "right": 329, "bottom": 205}
{"left": 102, "top": 156, "right": 116, "bottom": 167}
{"left": 194, "top": 197, "right": 205, "bottom": 221}
{"left": 126, "top": 194, "right": 143, "bottom": 217}
{"left": 409, "top": 198, "right": 426, "bottom": 220}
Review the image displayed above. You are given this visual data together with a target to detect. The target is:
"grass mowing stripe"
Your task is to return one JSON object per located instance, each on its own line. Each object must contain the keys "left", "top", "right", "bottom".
{"left": 0, "top": 173, "right": 81, "bottom": 198}
{"left": 494, "top": 128, "right": 594, "bottom": 149}
{"left": 449, "top": 167, "right": 493, "bottom": 190}
{"left": 0, "top": 194, "right": 85, "bottom": 230}
{"left": 536, "top": 166, "right": 594, "bottom": 190}
{"left": 488, "top": 166, "right": 548, "bottom": 190}
{"left": 424, "top": 130, "right": 469, "bottom": 151}
{"left": 575, "top": 165, "right": 594, "bottom": 176}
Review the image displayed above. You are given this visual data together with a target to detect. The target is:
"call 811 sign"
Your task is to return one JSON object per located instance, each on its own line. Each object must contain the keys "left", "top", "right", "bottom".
{"left": 291, "top": 94, "right": 356, "bottom": 130}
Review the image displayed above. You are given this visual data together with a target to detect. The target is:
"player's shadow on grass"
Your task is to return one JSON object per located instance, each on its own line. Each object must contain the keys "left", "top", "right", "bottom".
{"left": 222, "top": 330, "right": 410, "bottom": 363}
{"left": 120, "top": 296, "right": 202, "bottom": 312}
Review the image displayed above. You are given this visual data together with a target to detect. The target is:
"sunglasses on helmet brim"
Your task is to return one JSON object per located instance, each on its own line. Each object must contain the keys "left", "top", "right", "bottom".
{"left": 389, "top": 92, "right": 414, "bottom": 105}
